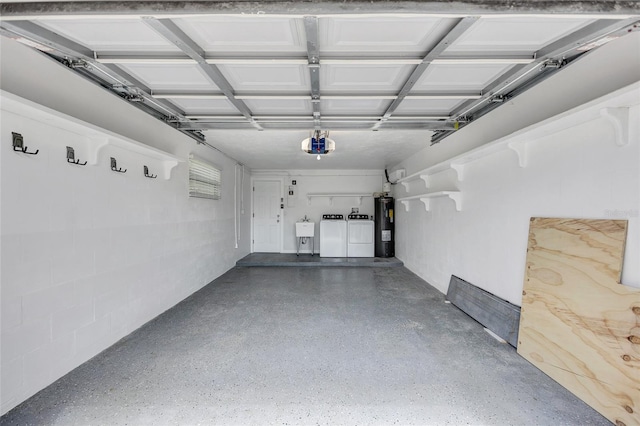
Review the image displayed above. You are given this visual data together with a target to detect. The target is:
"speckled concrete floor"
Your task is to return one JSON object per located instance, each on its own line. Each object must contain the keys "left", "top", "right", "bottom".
{"left": 1, "top": 267, "right": 608, "bottom": 425}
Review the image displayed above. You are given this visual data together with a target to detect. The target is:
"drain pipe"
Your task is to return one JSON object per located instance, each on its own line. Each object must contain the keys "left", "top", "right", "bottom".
{"left": 234, "top": 163, "right": 238, "bottom": 249}
{"left": 240, "top": 165, "right": 245, "bottom": 215}
{"left": 233, "top": 164, "right": 246, "bottom": 249}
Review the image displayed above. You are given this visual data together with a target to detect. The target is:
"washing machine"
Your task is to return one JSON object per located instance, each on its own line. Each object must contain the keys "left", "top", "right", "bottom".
{"left": 320, "top": 214, "right": 347, "bottom": 257}
{"left": 347, "top": 214, "right": 375, "bottom": 257}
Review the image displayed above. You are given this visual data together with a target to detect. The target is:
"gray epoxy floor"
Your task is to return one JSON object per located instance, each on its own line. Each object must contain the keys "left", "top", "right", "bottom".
{"left": 1, "top": 267, "right": 608, "bottom": 425}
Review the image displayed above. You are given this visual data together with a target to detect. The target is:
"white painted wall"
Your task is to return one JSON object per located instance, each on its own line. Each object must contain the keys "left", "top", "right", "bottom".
{"left": 252, "top": 170, "right": 384, "bottom": 253}
{"left": 390, "top": 33, "right": 640, "bottom": 305}
{"left": 0, "top": 39, "right": 251, "bottom": 415}
{"left": 392, "top": 84, "right": 640, "bottom": 306}
{"left": 397, "top": 32, "right": 640, "bottom": 178}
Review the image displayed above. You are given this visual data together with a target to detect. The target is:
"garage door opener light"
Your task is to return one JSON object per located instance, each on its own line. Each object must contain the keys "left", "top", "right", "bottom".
{"left": 301, "top": 130, "right": 335, "bottom": 160}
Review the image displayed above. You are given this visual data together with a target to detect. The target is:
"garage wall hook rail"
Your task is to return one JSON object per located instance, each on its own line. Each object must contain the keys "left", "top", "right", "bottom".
{"left": 143, "top": 165, "right": 157, "bottom": 178}
{"left": 66, "top": 146, "right": 87, "bottom": 165}
{"left": 110, "top": 157, "right": 127, "bottom": 173}
{"left": 12, "top": 132, "right": 39, "bottom": 155}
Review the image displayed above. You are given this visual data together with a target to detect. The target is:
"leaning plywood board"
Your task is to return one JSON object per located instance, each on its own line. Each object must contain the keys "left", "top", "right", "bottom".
{"left": 517, "top": 218, "right": 639, "bottom": 426}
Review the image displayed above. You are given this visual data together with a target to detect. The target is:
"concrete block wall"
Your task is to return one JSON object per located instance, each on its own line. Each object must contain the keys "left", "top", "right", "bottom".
{"left": 390, "top": 33, "right": 640, "bottom": 305}
{"left": 1, "top": 101, "right": 251, "bottom": 414}
{"left": 0, "top": 40, "right": 251, "bottom": 414}
{"left": 392, "top": 91, "right": 640, "bottom": 306}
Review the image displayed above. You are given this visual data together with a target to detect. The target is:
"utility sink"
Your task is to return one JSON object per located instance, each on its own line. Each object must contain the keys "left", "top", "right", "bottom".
{"left": 295, "top": 222, "right": 315, "bottom": 237}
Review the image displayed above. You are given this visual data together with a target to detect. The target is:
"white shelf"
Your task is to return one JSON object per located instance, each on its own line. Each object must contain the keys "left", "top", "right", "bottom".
{"left": 394, "top": 82, "right": 637, "bottom": 189}
{"left": 396, "top": 170, "right": 432, "bottom": 189}
{"left": 397, "top": 191, "right": 462, "bottom": 211}
{"left": 395, "top": 139, "right": 527, "bottom": 187}
{"left": 1, "top": 90, "right": 183, "bottom": 180}
{"left": 306, "top": 193, "right": 372, "bottom": 206}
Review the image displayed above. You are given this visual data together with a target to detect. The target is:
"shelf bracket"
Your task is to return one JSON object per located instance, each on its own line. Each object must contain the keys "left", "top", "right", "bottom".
{"left": 507, "top": 140, "right": 528, "bottom": 167}
{"left": 600, "top": 107, "right": 630, "bottom": 147}
{"left": 357, "top": 196, "right": 363, "bottom": 206}
{"left": 162, "top": 160, "right": 180, "bottom": 180}
{"left": 307, "top": 196, "right": 312, "bottom": 206}
{"left": 419, "top": 174, "right": 430, "bottom": 187}
{"left": 398, "top": 198, "right": 430, "bottom": 212}
{"left": 450, "top": 163, "right": 465, "bottom": 181}
{"left": 398, "top": 191, "right": 461, "bottom": 212}
{"left": 447, "top": 192, "right": 462, "bottom": 211}
{"left": 400, "top": 181, "right": 411, "bottom": 191}
{"left": 92, "top": 138, "right": 110, "bottom": 165}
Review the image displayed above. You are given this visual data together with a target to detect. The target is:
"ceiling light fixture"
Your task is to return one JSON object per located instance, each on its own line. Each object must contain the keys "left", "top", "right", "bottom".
{"left": 301, "top": 130, "right": 335, "bottom": 160}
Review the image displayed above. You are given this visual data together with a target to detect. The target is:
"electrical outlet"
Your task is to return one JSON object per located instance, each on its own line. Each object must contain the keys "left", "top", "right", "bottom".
{"left": 351, "top": 207, "right": 359, "bottom": 214}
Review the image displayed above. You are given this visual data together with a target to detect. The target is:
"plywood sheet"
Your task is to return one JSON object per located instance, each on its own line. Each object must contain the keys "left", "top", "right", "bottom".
{"left": 517, "top": 218, "right": 639, "bottom": 426}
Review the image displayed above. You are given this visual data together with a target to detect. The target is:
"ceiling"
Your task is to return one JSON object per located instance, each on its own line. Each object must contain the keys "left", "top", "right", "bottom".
{"left": 1, "top": 2, "right": 639, "bottom": 169}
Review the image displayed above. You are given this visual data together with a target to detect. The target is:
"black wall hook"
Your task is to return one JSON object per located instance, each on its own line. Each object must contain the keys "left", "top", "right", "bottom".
{"left": 110, "top": 157, "right": 127, "bottom": 173}
{"left": 66, "top": 146, "right": 87, "bottom": 165}
{"left": 12, "top": 132, "right": 39, "bottom": 155}
{"left": 143, "top": 165, "right": 157, "bottom": 179}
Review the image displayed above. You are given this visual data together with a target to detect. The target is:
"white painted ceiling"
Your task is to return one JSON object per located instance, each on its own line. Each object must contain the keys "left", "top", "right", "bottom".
{"left": 206, "top": 129, "right": 433, "bottom": 169}
{"left": 1, "top": 5, "right": 638, "bottom": 168}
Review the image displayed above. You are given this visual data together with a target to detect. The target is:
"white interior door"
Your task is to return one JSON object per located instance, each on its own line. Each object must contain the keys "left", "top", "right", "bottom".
{"left": 252, "top": 180, "right": 282, "bottom": 253}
